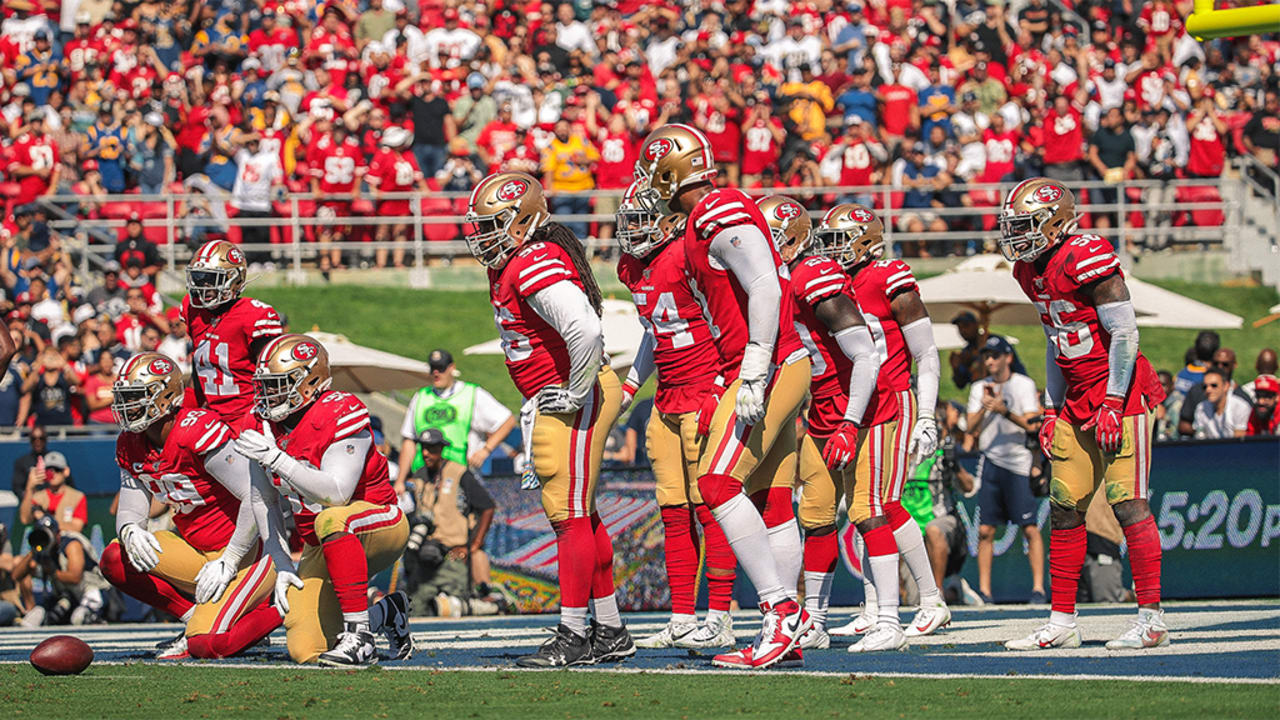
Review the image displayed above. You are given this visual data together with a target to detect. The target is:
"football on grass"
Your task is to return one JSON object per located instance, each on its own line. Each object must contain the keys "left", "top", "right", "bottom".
{"left": 30, "top": 636, "right": 94, "bottom": 676}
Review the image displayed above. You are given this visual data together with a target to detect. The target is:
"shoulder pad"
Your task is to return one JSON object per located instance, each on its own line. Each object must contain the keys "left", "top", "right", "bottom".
{"left": 509, "top": 241, "right": 576, "bottom": 297}
{"left": 175, "top": 409, "right": 233, "bottom": 455}
{"left": 1062, "top": 235, "right": 1120, "bottom": 285}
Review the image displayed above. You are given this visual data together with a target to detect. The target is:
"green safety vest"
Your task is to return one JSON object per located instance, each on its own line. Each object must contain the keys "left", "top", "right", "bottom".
{"left": 411, "top": 382, "right": 476, "bottom": 471}
{"left": 900, "top": 451, "right": 939, "bottom": 534}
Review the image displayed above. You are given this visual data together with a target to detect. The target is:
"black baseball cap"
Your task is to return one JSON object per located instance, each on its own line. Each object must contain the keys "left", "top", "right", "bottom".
{"left": 417, "top": 428, "right": 449, "bottom": 447}
{"left": 981, "top": 334, "right": 1014, "bottom": 356}
{"left": 428, "top": 349, "right": 453, "bottom": 371}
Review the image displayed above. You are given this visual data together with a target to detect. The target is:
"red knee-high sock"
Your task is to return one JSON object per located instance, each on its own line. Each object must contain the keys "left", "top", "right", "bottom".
{"left": 320, "top": 532, "right": 369, "bottom": 615}
{"left": 1123, "top": 516, "right": 1162, "bottom": 606}
{"left": 589, "top": 513, "right": 616, "bottom": 600}
{"left": 804, "top": 531, "right": 839, "bottom": 574}
{"left": 694, "top": 504, "right": 736, "bottom": 612}
{"left": 884, "top": 501, "right": 913, "bottom": 531}
{"left": 660, "top": 506, "right": 698, "bottom": 615}
{"left": 553, "top": 517, "right": 594, "bottom": 630}
{"left": 187, "top": 602, "right": 283, "bottom": 659}
{"left": 1050, "top": 524, "right": 1088, "bottom": 616}
{"left": 100, "top": 542, "right": 194, "bottom": 619}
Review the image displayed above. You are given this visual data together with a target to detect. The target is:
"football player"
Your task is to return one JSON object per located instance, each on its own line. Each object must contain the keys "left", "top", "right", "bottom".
{"left": 632, "top": 124, "right": 811, "bottom": 669}
{"left": 183, "top": 239, "right": 284, "bottom": 434}
{"left": 101, "top": 352, "right": 280, "bottom": 661}
{"left": 615, "top": 183, "right": 738, "bottom": 650}
{"left": 233, "top": 334, "right": 413, "bottom": 666}
{"left": 813, "top": 204, "right": 950, "bottom": 649}
{"left": 998, "top": 179, "right": 1167, "bottom": 651}
{"left": 464, "top": 171, "right": 632, "bottom": 668}
{"left": 759, "top": 196, "right": 881, "bottom": 652}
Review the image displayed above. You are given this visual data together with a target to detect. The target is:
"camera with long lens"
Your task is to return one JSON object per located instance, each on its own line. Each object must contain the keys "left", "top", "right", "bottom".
{"left": 28, "top": 516, "right": 60, "bottom": 564}
{"left": 405, "top": 512, "right": 445, "bottom": 569}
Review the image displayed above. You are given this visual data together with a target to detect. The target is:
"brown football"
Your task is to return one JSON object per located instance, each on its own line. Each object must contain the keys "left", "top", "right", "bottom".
{"left": 30, "top": 635, "right": 94, "bottom": 676}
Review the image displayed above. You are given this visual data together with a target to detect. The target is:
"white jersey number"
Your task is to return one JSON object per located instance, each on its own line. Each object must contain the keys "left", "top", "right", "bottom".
{"left": 194, "top": 340, "right": 238, "bottom": 396}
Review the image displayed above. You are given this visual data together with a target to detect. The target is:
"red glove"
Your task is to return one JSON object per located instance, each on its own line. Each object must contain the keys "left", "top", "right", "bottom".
{"left": 1039, "top": 407, "right": 1058, "bottom": 459}
{"left": 1082, "top": 395, "right": 1125, "bottom": 454}
{"left": 696, "top": 387, "right": 723, "bottom": 439}
{"left": 619, "top": 379, "right": 640, "bottom": 414}
{"left": 821, "top": 422, "right": 860, "bottom": 471}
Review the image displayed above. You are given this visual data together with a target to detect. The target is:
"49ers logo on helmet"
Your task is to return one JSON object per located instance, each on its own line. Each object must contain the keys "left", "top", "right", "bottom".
{"left": 644, "top": 138, "right": 674, "bottom": 162}
{"left": 227, "top": 247, "right": 245, "bottom": 265}
{"left": 851, "top": 207, "right": 875, "bottom": 223}
{"left": 495, "top": 179, "right": 528, "bottom": 202}
{"left": 147, "top": 358, "right": 173, "bottom": 375}
{"left": 774, "top": 202, "right": 802, "bottom": 221}
{"left": 291, "top": 341, "right": 319, "bottom": 361}
{"left": 1031, "top": 184, "right": 1064, "bottom": 204}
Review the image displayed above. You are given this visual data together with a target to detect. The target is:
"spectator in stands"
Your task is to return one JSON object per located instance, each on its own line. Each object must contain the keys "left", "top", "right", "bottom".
{"left": 9, "top": 111, "right": 60, "bottom": 206}
{"left": 83, "top": 103, "right": 127, "bottom": 194}
{"left": 18, "top": 450, "right": 85, "bottom": 532}
{"left": 542, "top": 119, "right": 599, "bottom": 238}
{"left": 1180, "top": 347, "right": 1250, "bottom": 437}
{"left": 158, "top": 307, "right": 192, "bottom": 374}
{"left": 127, "top": 113, "right": 176, "bottom": 195}
{"left": 80, "top": 351, "right": 116, "bottom": 426}
{"left": 1192, "top": 367, "right": 1250, "bottom": 439}
{"left": 1241, "top": 89, "right": 1280, "bottom": 170}
{"left": 10, "top": 425, "right": 46, "bottom": 497}
{"left": 1042, "top": 94, "right": 1085, "bottom": 182}
{"left": 114, "top": 286, "right": 168, "bottom": 353}
{"left": 0, "top": 329, "right": 24, "bottom": 426}
{"left": 966, "top": 335, "right": 1044, "bottom": 604}
{"left": 84, "top": 262, "right": 124, "bottom": 315}
{"left": 454, "top": 73, "right": 497, "bottom": 151}
{"left": 1241, "top": 349, "right": 1278, "bottom": 402}
{"left": 1174, "top": 331, "right": 1219, "bottom": 400}
{"left": 230, "top": 133, "right": 284, "bottom": 265}
{"left": 892, "top": 141, "right": 950, "bottom": 252}
{"left": 17, "top": 345, "right": 79, "bottom": 428}
{"left": 400, "top": 72, "right": 455, "bottom": 176}
{"left": 1247, "top": 375, "right": 1279, "bottom": 437}
{"left": 1154, "top": 369, "right": 1179, "bottom": 441}
{"left": 1088, "top": 107, "right": 1138, "bottom": 233}
{"left": 113, "top": 214, "right": 162, "bottom": 278}
{"left": 356, "top": 0, "right": 397, "bottom": 49}
{"left": 394, "top": 349, "right": 516, "bottom": 492}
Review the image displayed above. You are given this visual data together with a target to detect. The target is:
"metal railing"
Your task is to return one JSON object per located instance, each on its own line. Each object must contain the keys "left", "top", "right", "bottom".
{"left": 36, "top": 177, "right": 1238, "bottom": 272}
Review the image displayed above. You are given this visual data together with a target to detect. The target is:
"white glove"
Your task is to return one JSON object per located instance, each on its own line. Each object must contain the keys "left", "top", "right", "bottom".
{"left": 909, "top": 414, "right": 939, "bottom": 464}
{"left": 735, "top": 342, "right": 772, "bottom": 426}
{"left": 119, "top": 523, "right": 162, "bottom": 573}
{"left": 274, "top": 570, "right": 304, "bottom": 614}
{"left": 536, "top": 386, "right": 581, "bottom": 415}
{"left": 235, "top": 428, "right": 284, "bottom": 469}
{"left": 618, "top": 380, "right": 638, "bottom": 415}
{"left": 193, "top": 557, "right": 238, "bottom": 604}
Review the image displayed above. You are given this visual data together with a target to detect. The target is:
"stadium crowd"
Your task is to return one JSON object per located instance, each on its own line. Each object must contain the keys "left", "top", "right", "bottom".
{"left": 1, "top": 0, "right": 1276, "bottom": 269}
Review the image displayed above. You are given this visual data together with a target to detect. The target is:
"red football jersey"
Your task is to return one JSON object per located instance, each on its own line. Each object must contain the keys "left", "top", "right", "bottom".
{"left": 1013, "top": 235, "right": 1163, "bottom": 424}
{"left": 487, "top": 240, "right": 586, "bottom": 399}
{"left": 790, "top": 255, "right": 860, "bottom": 435}
{"left": 265, "top": 390, "right": 396, "bottom": 545}
{"left": 979, "top": 128, "right": 1020, "bottom": 182}
{"left": 1043, "top": 108, "right": 1084, "bottom": 164}
{"left": 182, "top": 296, "right": 284, "bottom": 430}
{"left": 617, "top": 237, "right": 720, "bottom": 413}
{"left": 595, "top": 131, "right": 636, "bottom": 189}
{"left": 683, "top": 188, "right": 805, "bottom": 379}
{"left": 366, "top": 148, "right": 423, "bottom": 193}
{"left": 850, "top": 259, "right": 919, "bottom": 424}
{"left": 9, "top": 133, "right": 59, "bottom": 205}
{"left": 116, "top": 408, "right": 238, "bottom": 552}
{"left": 740, "top": 116, "right": 782, "bottom": 175}
{"left": 835, "top": 139, "right": 879, "bottom": 188}
{"left": 1187, "top": 115, "right": 1226, "bottom": 177}
{"left": 311, "top": 137, "right": 365, "bottom": 194}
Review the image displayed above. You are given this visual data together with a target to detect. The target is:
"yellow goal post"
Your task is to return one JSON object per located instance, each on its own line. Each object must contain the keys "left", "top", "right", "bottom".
{"left": 1184, "top": 0, "right": 1280, "bottom": 40}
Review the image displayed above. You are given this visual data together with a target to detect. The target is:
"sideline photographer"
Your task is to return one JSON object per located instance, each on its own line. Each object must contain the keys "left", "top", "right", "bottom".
{"left": 919, "top": 403, "right": 977, "bottom": 604}
{"left": 13, "top": 515, "right": 112, "bottom": 627}
{"left": 404, "top": 429, "right": 497, "bottom": 615}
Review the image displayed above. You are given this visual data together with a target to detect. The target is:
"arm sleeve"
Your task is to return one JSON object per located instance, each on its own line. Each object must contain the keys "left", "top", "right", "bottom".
{"left": 1096, "top": 299, "right": 1139, "bottom": 399}
{"left": 271, "top": 431, "right": 372, "bottom": 506}
{"left": 625, "top": 330, "right": 656, "bottom": 390}
{"left": 527, "top": 280, "right": 604, "bottom": 404}
{"left": 1041, "top": 325, "right": 1067, "bottom": 409}
{"left": 203, "top": 442, "right": 258, "bottom": 565}
{"left": 900, "top": 318, "right": 939, "bottom": 417}
{"left": 115, "top": 471, "right": 152, "bottom": 534}
{"left": 833, "top": 324, "right": 880, "bottom": 425}
{"left": 709, "top": 225, "right": 780, "bottom": 352}
{"left": 248, "top": 463, "right": 296, "bottom": 573}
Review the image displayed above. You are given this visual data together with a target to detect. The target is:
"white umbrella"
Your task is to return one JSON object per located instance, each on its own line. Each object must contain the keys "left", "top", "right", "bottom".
{"left": 463, "top": 298, "right": 647, "bottom": 366}
{"left": 917, "top": 254, "right": 1242, "bottom": 330}
{"left": 310, "top": 331, "right": 436, "bottom": 393}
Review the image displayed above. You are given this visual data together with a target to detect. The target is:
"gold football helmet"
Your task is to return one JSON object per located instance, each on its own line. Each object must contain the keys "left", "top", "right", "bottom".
{"left": 758, "top": 195, "right": 813, "bottom": 264}
{"left": 253, "top": 334, "right": 332, "bottom": 421}
{"left": 111, "top": 352, "right": 185, "bottom": 432}
{"left": 814, "top": 203, "right": 884, "bottom": 269}
{"left": 998, "top": 178, "right": 1077, "bottom": 262}
{"left": 633, "top": 124, "right": 717, "bottom": 214}
{"left": 616, "top": 181, "right": 685, "bottom": 257}
{"left": 187, "top": 240, "right": 248, "bottom": 308}
{"left": 464, "top": 171, "right": 549, "bottom": 269}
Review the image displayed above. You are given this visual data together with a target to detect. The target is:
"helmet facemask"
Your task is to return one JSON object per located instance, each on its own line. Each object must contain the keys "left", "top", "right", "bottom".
{"left": 617, "top": 180, "right": 673, "bottom": 257}
{"left": 998, "top": 209, "right": 1051, "bottom": 262}
{"left": 253, "top": 366, "right": 332, "bottom": 422}
{"left": 464, "top": 207, "right": 520, "bottom": 268}
{"left": 186, "top": 267, "right": 237, "bottom": 308}
{"left": 111, "top": 381, "right": 165, "bottom": 432}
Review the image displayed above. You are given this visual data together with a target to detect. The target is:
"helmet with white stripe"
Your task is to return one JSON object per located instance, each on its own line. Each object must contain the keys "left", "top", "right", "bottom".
{"left": 814, "top": 203, "right": 884, "bottom": 270}
{"left": 187, "top": 240, "right": 248, "bottom": 309}
{"left": 758, "top": 195, "right": 813, "bottom": 264}
{"left": 253, "top": 334, "right": 332, "bottom": 421}
{"left": 998, "top": 177, "right": 1076, "bottom": 262}
{"left": 634, "top": 124, "right": 718, "bottom": 214}
{"left": 112, "top": 352, "right": 185, "bottom": 432}
{"left": 464, "top": 171, "right": 549, "bottom": 269}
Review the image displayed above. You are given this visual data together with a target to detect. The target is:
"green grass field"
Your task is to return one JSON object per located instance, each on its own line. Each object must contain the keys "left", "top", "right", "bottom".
{"left": 4, "top": 665, "right": 1277, "bottom": 719}
{"left": 256, "top": 279, "right": 1279, "bottom": 411}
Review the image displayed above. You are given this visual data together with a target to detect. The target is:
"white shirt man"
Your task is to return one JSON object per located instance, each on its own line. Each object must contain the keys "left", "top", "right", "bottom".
{"left": 1192, "top": 370, "right": 1251, "bottom": 439}
{"left": 230, "top": 145, "right": 283, "bottom": 213}
{"left": 967, "top": 363, "right": 1040, "bottom": 476}
{"left": 423, "top": 25, "right": 481, "bottom": 68}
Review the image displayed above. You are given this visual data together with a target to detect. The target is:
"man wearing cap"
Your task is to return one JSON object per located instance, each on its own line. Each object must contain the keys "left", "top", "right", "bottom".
{"left": 966, "top": 335, "right": 1044, "bottom": 604}
{"left": 113, "top": 213, "right": 162, "bottom": 278}
{"left": 404, "top": 428, "right": 497, "bottom": 612}
{"left": 395, "top": 349, "right": 516, "bottom": 491}
{"left": 453, "top": 73, "right": 496, "bottom": 150}
{"left": 1247, "top": 375, "right": 1280, "bottom": 436}
{"left": 19, "top": 450, "right": 88, "bottom": 534}
{"left": 230, "top": 132, "right": 283, "bottom": 261}
{"left": 85, "top": 261, "right": 125, "bottom": 313}
{"left": 367, "top": 127, "right": 426, "bottom": 268}
{"left": 423, "top": 8, "right": 480, "bottom": 68}
{"left": 15, "top": 30, "right": 59, "bottom": 108}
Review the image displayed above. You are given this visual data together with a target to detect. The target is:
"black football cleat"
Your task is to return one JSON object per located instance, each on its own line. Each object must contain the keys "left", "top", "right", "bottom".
{"left": 372, "top": 590, "right": 415, "bottom": 660}
{"left": 318, "top": 623, "right": 379, "bottom": 668}
{"left": 516, "top": 624, "right": 595, "bottom": 668}
{"left": 589, "top": 619, "right": 636, "bottom": 663}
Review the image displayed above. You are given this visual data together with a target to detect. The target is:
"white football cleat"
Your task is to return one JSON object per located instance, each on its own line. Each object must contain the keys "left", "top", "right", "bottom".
{"left": 155, "top": 632, "right": 190, "bottom": 660}
{"left": 675, "top": 613, "right": 735, "bottom": 649}
{"left": 1105, "top": 609, "right": 1170, "bottom": 650}
{"left": 847, "top": 623, "right": 907, "bottom": 653}
{"left": 797, "top": 624, "right": 830, "bottom": 650}
{"left": 635, "top": 619, "right": 698, "bottom": 649}
{"left": 904, "top": 602, "right": 951, "bottom": 637}
{"left": 1005, "top": 623, "right": 1083, "bottom": 651}
{"left": 829, "top": 605, "right": 877, "bottom": 636}
{"left": 318, "top": 624, "right": 379, "bottom": 667}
